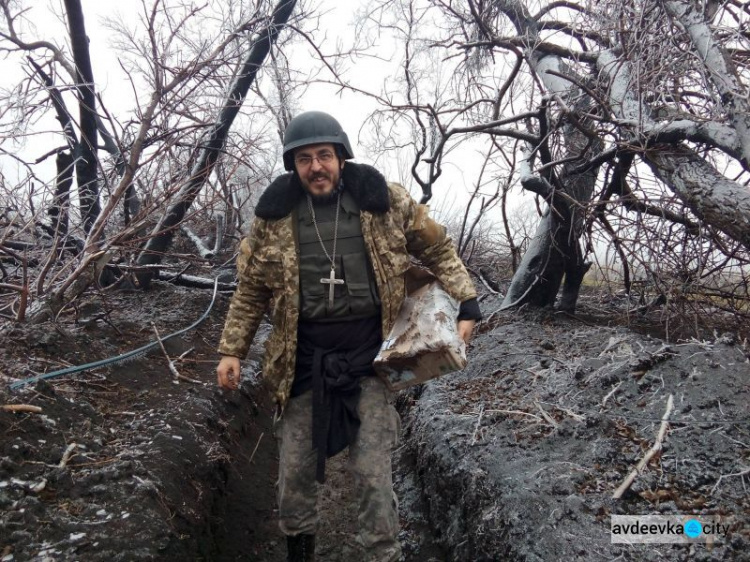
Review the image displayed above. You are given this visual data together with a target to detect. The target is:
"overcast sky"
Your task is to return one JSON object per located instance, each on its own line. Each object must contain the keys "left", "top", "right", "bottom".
{"left": 0, "top": 0, "right": 499, "bottom": 221}
{"left": 1, "top": 2, "right": 395, "bottom": 180}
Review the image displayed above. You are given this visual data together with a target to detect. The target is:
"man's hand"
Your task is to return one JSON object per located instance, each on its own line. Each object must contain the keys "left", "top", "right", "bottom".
{"left": 457, "top": 319, "right": 476, "bottom": 344}
{"left": 217, "top": 355, "right": 241, "bottom": 390}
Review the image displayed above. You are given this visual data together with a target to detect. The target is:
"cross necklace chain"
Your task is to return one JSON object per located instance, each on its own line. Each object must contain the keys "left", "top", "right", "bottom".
{"left": 307, "top": 193, "right": 345, "bottom": 306}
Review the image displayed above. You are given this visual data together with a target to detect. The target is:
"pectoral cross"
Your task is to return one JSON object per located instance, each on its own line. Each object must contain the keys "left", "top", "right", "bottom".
{"left": 320, "top": 267, "right": 345, "bottom": 307}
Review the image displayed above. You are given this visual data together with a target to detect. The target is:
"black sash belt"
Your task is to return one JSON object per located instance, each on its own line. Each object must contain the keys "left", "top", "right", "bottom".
{"left": 294, "top": 316, "right": 382, "bottom": 483}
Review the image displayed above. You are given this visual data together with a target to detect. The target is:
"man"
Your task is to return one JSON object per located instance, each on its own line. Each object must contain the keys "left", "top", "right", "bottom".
{"left": 216, "top": 111, "right": 480, "bottom": 561}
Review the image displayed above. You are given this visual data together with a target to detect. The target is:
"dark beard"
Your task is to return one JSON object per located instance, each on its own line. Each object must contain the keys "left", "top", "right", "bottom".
{"left": 306, "top": 178, "right": 344, "bottom": 204}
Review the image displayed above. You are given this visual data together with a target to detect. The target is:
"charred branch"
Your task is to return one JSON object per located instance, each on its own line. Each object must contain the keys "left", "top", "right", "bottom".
{"left": 27, "top": 58, "right": 78, "bottom": 151}
{"left": 50, "top": 151, "right": 74, "bottom": 236}
{"left": 0, "top": 240, "right": 36, "bottom": 252}
{"left": 155, "top": 271, "right": 236, "bottom": 292}
{"left": 64, "top": 0, "right": 100, "bottom": 233}
{"left": 180, "top": 225, "right": 214, "bottom": 260}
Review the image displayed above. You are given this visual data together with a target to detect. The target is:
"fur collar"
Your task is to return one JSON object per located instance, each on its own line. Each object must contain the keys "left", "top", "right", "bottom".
{"left": 255, "top": 162, "right": 390, "bottom": 219}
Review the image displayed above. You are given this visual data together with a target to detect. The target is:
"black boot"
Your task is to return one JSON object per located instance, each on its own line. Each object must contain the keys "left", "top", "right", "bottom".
{"left": 286, "top": 533, "right": 315, "bottom": 561}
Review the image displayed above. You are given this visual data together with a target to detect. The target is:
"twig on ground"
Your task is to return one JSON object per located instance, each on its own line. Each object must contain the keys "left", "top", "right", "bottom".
{"left": 717, "top": 432, "right": 750, "bottom": 449}
{"left": 484, "top": 305, "right": 508, "bottom": 326}
{"left": 612, "top": 394, "right": 674, "bottom": 499}
{"left": 1, "top": 404, "right": 43, "bottom": 413}
{"left": 485, "top": 409, "right": 543, "bottom": 422}
{"left": 151, "top": 323, "right": 203, "bottom": 384}
{"left": 544, "top": 402, "right": 586, "bottom": 422}
{"left": 601, "top": 381, "right": 623, "bottom": 411}
{"left": 711, "top": 466, "right": 750, "bottom": 495}
{"left": 58, "top": 443, "right": 78, "bottom": 469}
{"left": 471, "top": 404, "right": 485, "bottom": 445}
{"left": 152, "top": 323, "right": 182, "bottom": 381}
{"left": 523, "top": 368, "right": 546, "bottom": 383}
{"left": 534, "top": 401, "right": 559, "bottom": 428}
{"left": 69, "top": 458, "right": 117, "bottom": 468}
{"left": 468, "top": 267, "right": 502, "bottom": 296}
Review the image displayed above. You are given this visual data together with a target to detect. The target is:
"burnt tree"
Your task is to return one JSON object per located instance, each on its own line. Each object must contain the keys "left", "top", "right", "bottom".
{"left": 63, "top": 0, "right": 100, "bottom": 234}
{"left": 134, "top": 0, "right": 298, "bottom": 288}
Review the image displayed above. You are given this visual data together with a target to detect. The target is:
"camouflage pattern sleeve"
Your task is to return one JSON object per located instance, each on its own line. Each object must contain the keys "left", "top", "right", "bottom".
{"left": 388, "top": 183, "right": 478, "bottom": 303}
{"left": 217, "top": 219, "right": 274, "bottom": 358}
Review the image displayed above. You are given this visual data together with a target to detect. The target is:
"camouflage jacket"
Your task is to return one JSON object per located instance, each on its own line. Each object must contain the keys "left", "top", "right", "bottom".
{"left": 218, "top": 162, "right": 477, "bottom": 407}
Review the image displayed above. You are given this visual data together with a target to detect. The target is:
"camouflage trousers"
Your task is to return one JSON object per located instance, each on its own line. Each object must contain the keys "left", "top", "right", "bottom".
{"left": 276, "top": 376, "right": 402, "bottom": 562}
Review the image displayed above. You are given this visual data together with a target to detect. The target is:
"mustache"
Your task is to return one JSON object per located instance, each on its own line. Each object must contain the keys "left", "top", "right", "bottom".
{"left": 308, "top": 172, "right": 330, "bottom": 181}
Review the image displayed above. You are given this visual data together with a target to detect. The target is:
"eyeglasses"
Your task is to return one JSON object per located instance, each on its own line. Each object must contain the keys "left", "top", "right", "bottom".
{"left": 294, "top": 151, "right": 336, "bottom": 168}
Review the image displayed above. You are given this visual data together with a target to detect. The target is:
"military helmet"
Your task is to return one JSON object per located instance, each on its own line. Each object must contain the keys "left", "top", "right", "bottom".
{"left": 282, "top": 111, "right": 354, "bottom": 171}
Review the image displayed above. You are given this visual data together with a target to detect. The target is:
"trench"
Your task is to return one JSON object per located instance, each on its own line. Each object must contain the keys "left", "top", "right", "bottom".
{"left": 207, "top": 387, "right": 284, "bottom": 561}
{"left": 197, "top": 382, "right": 448, "bottom": 561}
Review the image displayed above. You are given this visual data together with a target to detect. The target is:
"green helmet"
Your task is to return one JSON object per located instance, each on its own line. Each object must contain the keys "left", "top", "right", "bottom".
{"left": 282, "top": 111, "right": 354, "bottom": 171}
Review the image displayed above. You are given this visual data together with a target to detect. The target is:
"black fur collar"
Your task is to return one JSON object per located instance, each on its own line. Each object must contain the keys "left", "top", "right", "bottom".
{"left": 255, "top": 162, "right": 390, "bottom": 219}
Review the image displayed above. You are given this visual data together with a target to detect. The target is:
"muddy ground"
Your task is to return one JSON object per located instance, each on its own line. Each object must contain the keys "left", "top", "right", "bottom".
{"left": 0, "top": 281, "right": 748, "bottom": 561}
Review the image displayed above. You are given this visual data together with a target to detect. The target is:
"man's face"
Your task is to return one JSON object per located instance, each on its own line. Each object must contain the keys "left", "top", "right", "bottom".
{"left": 294, "top": 143, "right": 343, "bottom": 197}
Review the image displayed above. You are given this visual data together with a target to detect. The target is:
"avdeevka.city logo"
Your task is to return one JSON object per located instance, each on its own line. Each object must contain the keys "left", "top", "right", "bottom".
{"left": 683, "top": 519, "right": 703, "bottom": 539}
{"left": 611, "top": 515, "right": 731, "bottom": 544}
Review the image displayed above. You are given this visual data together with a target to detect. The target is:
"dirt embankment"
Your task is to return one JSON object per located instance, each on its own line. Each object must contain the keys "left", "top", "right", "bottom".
{"left": 1, "top": 283, "right": 749, "bottom": 561}
{"left": 0, "top": 286, "right": 254, "bottom": 561}
{"left": 401, "top": 307, "right": 750, "bottom": 561}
